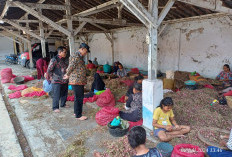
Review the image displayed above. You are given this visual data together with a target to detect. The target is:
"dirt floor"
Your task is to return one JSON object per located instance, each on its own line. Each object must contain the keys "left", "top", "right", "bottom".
{"left": 1, "top": 63, "right": 232, "bottom": 156}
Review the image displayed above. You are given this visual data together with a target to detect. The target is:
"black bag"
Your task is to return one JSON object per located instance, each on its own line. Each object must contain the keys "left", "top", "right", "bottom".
{"left": 219, "top": 96, "right": 227, "bottom": 105}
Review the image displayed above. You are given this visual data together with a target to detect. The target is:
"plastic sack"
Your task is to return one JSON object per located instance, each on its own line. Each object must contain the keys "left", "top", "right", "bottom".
{"left": 163, "top": 78, "right": 174, "bottom": 90}
{"left": 96, "top": 89, "right": 115, "bottom": 107}
{"left": 24, "top": 91, "right": 47, "bottom": 97}
{"left": 95, "top": 90, "right": 106, "bottom": 95}
{"left": 22, "top": 76, "right": 34, "bottom": 82}
{"left": 171, "top": 144, "right": 204, "bottom": 157}
{"left": 8, "top": 85, "right": 28, "bottom": 91}
{"left": 21, "top": 87, "right": 43, "bottom": 97}
{"left": 95, "top": 106, "right": 119, "bottom": 126}
{"left": 128, "top": 119, "right": 143, "bottom": 130}
{"left": 117, "top": 95, "right": 126, "bottom": 103}
{"left": 9, "top": 91, "right": 22, "bottom": 99}
{"left": 83, "top": 95, "right": 98, "bottom": 104}
{"left": 67, "top": 96, "right": 75, "bottom": 101}
{"left": 204, "top": 84, "right": 214, "bottom": 89}
{"left": 184, "top": 80, "right": 196, "bottom": 85}
{"left": 1, "top": 68, "right": 13, "bottom": 83}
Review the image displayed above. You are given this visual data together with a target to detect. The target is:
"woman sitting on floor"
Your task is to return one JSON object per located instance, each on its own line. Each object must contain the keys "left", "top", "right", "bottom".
{"left": 86, "top": 60, "right": 96, "bottom": 70}
{"left": 117, "top": 63, "right": 127, "bottom": 78}
{"left": 153, "top": 97, "right": 190, "bottom": 142}
{"left": 119, "top": 83, "right": 142, "bottom": 122}
{"left": 216, "top": 64, "right": 232, "bottom": 88}
{"left": 84, "top": 73, "right": 105, "bottom": 98}
{"left": 125, "top": 74, "right": 144, "bottom": 110}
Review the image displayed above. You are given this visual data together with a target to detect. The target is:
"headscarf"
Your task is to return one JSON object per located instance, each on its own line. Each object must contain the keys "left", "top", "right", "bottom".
{"left": 91, "top": 73, "right": 105, "bottom": 91}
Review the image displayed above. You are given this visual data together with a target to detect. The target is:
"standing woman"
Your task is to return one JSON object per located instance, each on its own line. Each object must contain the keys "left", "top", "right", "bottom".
{"left": 64, "top": 43, "right": 90, "bottom": 120}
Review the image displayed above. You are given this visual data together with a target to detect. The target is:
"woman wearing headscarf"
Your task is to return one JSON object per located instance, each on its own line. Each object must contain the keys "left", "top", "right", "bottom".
{"left": 84, "top": 73, "right": 105, "bottom": 98}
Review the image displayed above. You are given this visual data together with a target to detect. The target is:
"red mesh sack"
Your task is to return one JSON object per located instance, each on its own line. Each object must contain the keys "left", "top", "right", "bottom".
{"left": 117, "top": 95, "right": 126, "bottom": 103}
{"left": 128, "top": 119, "right": 143, "bottom": 130}
{"left": 1, "top": 68, "right": 13, "bottom": 83}
{"left": 171, "top": 144, "right": 204, "bottom": 157}
{"left": 22, "top": 76, "right": 35, "bottom": 82}
{"left": 8, "top": 85, "right": 28, "bottom": 91}
{"left": 95, "top": 106, "right": 119, "bottom": 126}
{"left": 24, "top": 91, "right": 47, "bottom": 97}
{"left": 204, "top": 84, "right": 214, "bottom": 89}
{"left": 224, "top": 90, "right": 232, "bottom": 96}
{"left": 96, "top": 89, "right": 115, "bottom": 107}
{"left": 130, "top": 68, "right": 139, "bottom": 74}
{"left": 67, "top": 96, "right": 75, "bottom": 101}
{"left": 120, "top": 80, "right": 134, "bottom": 87}
{"left": 83, "top": 95, "right": 98, "bottom": 104}
{"left": 9, "top": 91, "right": 22, "bottom": 99}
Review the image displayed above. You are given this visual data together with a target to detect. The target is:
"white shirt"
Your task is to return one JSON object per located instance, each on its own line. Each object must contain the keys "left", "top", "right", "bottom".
{"left": 227, "top": 129, "right": 232, "bottom": 150}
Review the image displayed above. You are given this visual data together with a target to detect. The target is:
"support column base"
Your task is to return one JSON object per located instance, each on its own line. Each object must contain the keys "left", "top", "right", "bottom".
{"left": 142, "top": 79, "right": 163, "bottom": 130}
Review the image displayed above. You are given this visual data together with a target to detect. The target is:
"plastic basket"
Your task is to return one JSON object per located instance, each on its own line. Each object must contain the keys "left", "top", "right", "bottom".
{"left": 107, "top": 121, "right": 129, "bottom": 137}
{"left": 156, "top": 142, "right": 173, "bottom": 157}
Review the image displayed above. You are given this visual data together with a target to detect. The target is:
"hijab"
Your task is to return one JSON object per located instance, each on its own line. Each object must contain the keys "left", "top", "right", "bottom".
{"left": 91, "top": 73, "right": 105, "bottom": 91}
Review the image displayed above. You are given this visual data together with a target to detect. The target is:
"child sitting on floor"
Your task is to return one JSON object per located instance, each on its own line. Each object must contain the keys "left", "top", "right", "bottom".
{"left": 43, "top": 73, "right": 52, "bottom": 97}
{"left": 128, "top": 126, "right": 162, "bottom": 157}
{"left": 153, "top": 97, "right": 190, "bottom": 142}
{"left": 93, "top": 126, "right": 162, "bottom": 157}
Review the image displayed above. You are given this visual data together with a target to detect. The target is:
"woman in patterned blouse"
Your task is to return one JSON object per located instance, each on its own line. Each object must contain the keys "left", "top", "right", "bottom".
{"left": 216, "top": 64, "right": 232, "bottom": 87}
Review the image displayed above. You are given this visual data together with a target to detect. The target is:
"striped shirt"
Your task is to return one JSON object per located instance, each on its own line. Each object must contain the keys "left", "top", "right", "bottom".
{"left": 227, "top": 129, "right": 232, "bottom": 150}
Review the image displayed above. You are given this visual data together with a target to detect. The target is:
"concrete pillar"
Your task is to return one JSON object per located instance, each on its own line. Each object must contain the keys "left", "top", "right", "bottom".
{"left": 143, "top": 0, "right": 163, "bottom": 130}
{"left": 142, "top": 79, "right": 163, "bottom": 130}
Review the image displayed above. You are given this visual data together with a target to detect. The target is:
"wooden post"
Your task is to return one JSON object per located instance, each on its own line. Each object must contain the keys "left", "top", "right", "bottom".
{"left": 65, "top": 0, "right": 75, "bottom": 55}
{"left": 27, "top": 35, "right": 33, "bottom": 68}
{"left": 111, "top": 32, "right": 114, "bottom": 65}
{"left": 13, "top": 36, "right": 17, "bottom": 55}
{"left": 148, "top": 0, "right": 158, "bottom": 80}
{"left": 39, "top": 9, "right": 46, "bottom": 58}
{"left": 19, "top": 39, "right": 23, "bottom": 54}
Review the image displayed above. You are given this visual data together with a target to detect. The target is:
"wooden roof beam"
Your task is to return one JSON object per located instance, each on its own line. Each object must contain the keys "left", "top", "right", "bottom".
{"left": 24, "top": 3, "right": 69, "bottom": 10}
{"left": 88, "top": 22, "right": 109, "bottom": 32}
{"left": 1, "top": 19, "right": 43, "bottom": 40}
{"left": 0, "top": 26, "right": 30, "bottom": 42}
{"left": 74, "top": 17, "right": 142, "bottom": 27}
{"left": 178, "top": 0, "right": 232, "bottom": 15}
{"left": 1, "top": 1, "right": 10, "bottom": 18}
{"left": 11, "top": 1, "right": 71, "bottom": 37}
{"left": 12, "top": 20, "right": 40, "bottom": 23}
{"left": 157, "top": 0, "right": 176, "bottom": 26}
{"left": 120, "top": 0, "right": 156, "bottom": 28}
{"left": 0, "top": 32, "right": 22, "bottom": 44}
{"left": 163, "top": 12, "right": 227, "bottom": 24}
{"left": 74, "top": 22, "right": 87, "bottom": 36}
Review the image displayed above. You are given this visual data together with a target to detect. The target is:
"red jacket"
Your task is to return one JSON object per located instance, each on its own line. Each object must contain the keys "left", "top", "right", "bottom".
{"left": 87, "top": 63, "right": 96, "bottom": 70}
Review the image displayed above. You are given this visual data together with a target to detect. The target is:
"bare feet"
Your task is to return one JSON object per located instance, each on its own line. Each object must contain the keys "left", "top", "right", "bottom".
{"left": 76, "top": 116, "right": 88, "bottom": 120}
{"left": 176, "top": 134, "right": 187, "bottom": 138}
{"left": 64, "top": 105, "right": 70, "bottom": 108}
{"left": 53, "top": 109, "right": 60, "bottom": 113}
{"left": 93, "top": 151, "right": 101, "bottom": 157}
